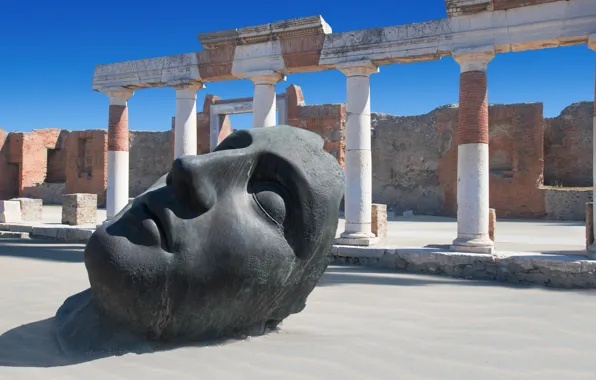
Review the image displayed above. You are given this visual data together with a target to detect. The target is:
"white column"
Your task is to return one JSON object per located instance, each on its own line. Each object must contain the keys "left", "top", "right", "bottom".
{"left": 587, "top": 35, "right": 596, "bottom": 255}
{"left": 336, "top": 60, "right": 379, "bottom": 246}
{"left": 102, "top": 87, "right": 134, "bottom": 220}
{"left": 249, "top": 71, "right": 286, "bottom": 128}
{"left": 451, "top": 47, "right": 495, "bottom": 254}
{"left": 174, "top": 82, "right": 204, "bottom": 158}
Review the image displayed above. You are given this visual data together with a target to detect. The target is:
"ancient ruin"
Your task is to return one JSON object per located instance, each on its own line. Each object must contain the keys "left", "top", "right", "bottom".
{"left": 1, "top": 0, "right": 595, "bottom": 253}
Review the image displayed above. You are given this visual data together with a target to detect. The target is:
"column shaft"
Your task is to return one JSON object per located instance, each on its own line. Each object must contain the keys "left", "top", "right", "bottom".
{"left": 336, "top": 62, "right": 378, "bottom": 246}
{"left": 174, "top": 83, "right": 203, "bottom": 158}
{"left": 105, "top": 88, "right": 133, "bottom": 219}
{"left": 451, "top": 49, "right": 495, "bottom": 254}
{"left": 249, "top": 72, "right": 285, "bottom": 128}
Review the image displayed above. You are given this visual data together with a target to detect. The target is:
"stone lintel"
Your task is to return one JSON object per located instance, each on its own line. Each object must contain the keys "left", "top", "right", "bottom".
{"left": 198, "top": 15, "right": 332, "bottom": 49}
{"left": 445, "top": 0, "right": 494, "bottom": 17}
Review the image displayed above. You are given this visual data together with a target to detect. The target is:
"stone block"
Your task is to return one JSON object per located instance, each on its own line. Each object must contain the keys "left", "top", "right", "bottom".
{"left": 61, "top": 193, "right": 97, "bottom": 226}
{"left": 372, "top": 203, "right": 387, "bottom": 241}
{"left": 586, "top": 202, "right": 594, "bottom": 250}
{"left": 10, "top": 198, "right": 43, "bottom": 221}
{"left": 0, "top": 200, "right": 22, "bottom": 223}
{"left": 489, "top": 208, "right": 496, "bottom": 242}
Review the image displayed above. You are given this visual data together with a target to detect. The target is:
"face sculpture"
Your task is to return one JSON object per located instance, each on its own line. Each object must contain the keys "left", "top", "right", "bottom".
{"left": 82, "top": 125, "right": 344, "bottom": 343}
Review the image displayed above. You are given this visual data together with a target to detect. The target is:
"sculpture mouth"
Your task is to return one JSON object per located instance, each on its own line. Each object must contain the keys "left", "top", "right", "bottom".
{"left": 141, "top": 203, "right": 171, "bottom": 252}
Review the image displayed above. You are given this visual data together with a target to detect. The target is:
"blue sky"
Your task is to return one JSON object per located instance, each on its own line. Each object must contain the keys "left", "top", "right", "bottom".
{"left": 0, "top": 0, "right": 593, "bottom": 133}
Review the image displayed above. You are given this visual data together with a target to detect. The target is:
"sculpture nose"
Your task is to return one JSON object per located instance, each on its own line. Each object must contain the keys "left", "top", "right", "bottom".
{"left": 169, "top": 151, "right": 253, "bottom": 214}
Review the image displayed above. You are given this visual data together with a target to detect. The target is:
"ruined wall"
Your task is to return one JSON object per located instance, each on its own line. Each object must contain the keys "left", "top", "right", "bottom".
{"left": 286, "top": 85, "right": 346, "bottom": 168}
{"left": 372, "top": 103, "right": 545, "bottom": 218}
{"left": 65, "top": 130, "right": 107, "bottom": 206}
{"left": 0, "top": 129, "right": 18, "bottom": 200}
{"left": 544, "top": 188, "right": 592, "bottom": 221}
{"left": 129, "top": 131, "right": 172, "bottom": 197}
{"left": 544, "top": 102, "right": 593, "bottom": 187}
{"left": 487, "top": 103, "right": 545, "bottom": 218}
{"left": 371, "top": 107, "right": 454, "bottom": 215}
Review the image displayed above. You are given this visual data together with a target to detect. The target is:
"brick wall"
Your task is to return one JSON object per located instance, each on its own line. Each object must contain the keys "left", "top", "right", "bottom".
{"left": 286, "top": 84, "right": 346, "bottom": 168}
{"left": 544, "top": 101, "right": 593, "bottom": 187}
{"left": 65, "top": 130, "right": 107, "bottom": 206}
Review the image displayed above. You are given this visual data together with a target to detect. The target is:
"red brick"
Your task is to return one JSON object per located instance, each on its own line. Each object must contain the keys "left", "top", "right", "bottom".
{"left": 493, "top": 0, "right": 561, "bottom": 11}
{"left": 108, "top": 105, "right": 128, "bottom": 151}
{"left": 458, "top": 71, "right": 489, "bottom": 145}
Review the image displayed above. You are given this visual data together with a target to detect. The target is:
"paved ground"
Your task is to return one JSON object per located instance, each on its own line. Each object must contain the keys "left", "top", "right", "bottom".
{"left": 0, "top": 238, "right": 595, "bottom": 379}
{"left": 38, "top": 206, "right": 587, "bottom": 255}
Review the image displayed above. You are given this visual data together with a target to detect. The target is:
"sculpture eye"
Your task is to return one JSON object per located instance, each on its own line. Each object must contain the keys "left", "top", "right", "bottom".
{"left": 250, "top": 183, "right": 287, "bottom": 228}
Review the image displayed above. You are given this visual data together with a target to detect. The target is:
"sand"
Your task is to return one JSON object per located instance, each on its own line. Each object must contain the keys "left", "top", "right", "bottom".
{"left": 1, "top": 238, "right": 596, "bottom": 379}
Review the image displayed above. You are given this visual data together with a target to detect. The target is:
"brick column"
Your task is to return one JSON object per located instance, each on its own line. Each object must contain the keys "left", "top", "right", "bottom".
{"left": 588, "top": 35, "right": 596, "bottom": 256}
{"left": 336, "top": 60, "right": 379, "bottom": 246}
{"left": 249, "top": 71, "right": 286, "bottom": 128}
{"left": 174, "top": 82, "right": 204, "bottom": 158}
{"left": 451, "top": 47, "right": 495, "bottom": 254}
{"left": 102, "top": 87, "right": 133, "bottom": 219}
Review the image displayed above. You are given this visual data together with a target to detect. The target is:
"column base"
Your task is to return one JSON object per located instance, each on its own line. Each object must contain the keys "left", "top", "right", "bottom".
{"left": 450, "top": 236, "right": 495, "bottom": 255}
{"left": 336, "top": 231, "right": 378, "bottom": 246}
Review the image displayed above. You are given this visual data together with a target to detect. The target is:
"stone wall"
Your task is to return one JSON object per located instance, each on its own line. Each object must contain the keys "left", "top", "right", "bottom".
{"left": 544, "top": 188, "right": 592, "bottom": 221}
{"left": 129, "top": 131, "right": 172, "bottom": 197}
{"left": 544, "top": 102, "right": 593, "bottom": 187}
{"left": 371, "top": 107, "right": 452, "bottom": 215}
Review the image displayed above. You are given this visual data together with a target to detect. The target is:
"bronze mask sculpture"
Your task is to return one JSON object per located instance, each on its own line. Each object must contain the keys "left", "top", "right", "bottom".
{"left": 55, "top": 125, "right": 344, "bottom": 355}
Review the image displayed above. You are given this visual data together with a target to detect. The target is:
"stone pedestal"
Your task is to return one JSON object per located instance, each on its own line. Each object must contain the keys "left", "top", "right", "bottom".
{"left": 11, "top": 198, "right": 42, "bottom": 222}
{"left": 0, "top": 201, "right": 22, "bottom": 223}
{"left": 372, "top": 203, "right": 387, "bottom": 241}
{"left": 586, "top": 202, "right": 594, "bottom": 251}
{"left": 489, "top": 208, "right": 496, "bottom": 242}
{"left": 62, "top": 194, "right": 97, "bottom": 226}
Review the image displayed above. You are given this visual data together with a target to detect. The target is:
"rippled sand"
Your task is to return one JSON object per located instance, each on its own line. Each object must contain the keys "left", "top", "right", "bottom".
{"left": 1, "top": 239, "right": 596, "bottom": 379}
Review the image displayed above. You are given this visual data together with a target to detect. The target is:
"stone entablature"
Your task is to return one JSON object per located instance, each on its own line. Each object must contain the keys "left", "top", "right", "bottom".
{"left": 92, "top": 0, "right": 595, "bottom": 91}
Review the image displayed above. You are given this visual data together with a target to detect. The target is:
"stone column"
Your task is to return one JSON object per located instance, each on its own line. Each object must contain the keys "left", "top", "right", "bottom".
{"left": 103, "top": 87, "right": 133, "bottom": 219}
{"left": 249, "top": 71, "right": 286, "bottom": 128}
{"left": 336, "top": 60, "right": 379, "bottom": 246}
{"left": 450, "top": 47, "right": 495, "bottom": 254}
{"left": 587, "top": 35, "right": 596, "bottom": 256}
{"left": 174, "top": 83, "right": 204, "bottom": 158}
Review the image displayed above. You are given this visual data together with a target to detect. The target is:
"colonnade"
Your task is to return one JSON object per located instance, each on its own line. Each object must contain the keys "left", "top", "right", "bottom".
{"left": 98, "top": 44, "right": 594, "bottom": 253}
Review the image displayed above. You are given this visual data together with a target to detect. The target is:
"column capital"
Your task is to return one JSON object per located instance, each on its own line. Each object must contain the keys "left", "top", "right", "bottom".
{"left": 588, "top": 34, "right": 596, "bottom": 52}
{"left": 173, "top": 82, "right": 205, "bottom": 98}
{"left": 247, "top": 70, "right": 287, "bottom": 86}
{"left": 337, "top": 60, "right": 379, "bottom": 77}
{"left": 100, "top": 87, "right": 134, "bottom": 106}
{"left": 452, "top": 46, "right": 495, "bottom": 73}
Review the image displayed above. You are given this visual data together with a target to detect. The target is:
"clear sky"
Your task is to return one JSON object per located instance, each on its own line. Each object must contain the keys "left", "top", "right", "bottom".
{"left": 0, "top": 0, "right": 594, "bottom": 133}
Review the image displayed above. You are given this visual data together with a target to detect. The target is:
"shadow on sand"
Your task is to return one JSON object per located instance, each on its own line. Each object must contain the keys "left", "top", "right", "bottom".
{"left": 0, "top": 316, "right": 239, "bottom": 368}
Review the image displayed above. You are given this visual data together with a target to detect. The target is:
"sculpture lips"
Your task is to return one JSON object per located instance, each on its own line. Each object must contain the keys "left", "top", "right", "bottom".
{"left": 141, "top": 203, "right": 170, "bottom": 252}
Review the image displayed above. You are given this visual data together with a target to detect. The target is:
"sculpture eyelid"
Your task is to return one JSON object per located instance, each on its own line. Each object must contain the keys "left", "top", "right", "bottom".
{"left": 252, "top": 193, "right": 284, "bottom": 229}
